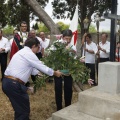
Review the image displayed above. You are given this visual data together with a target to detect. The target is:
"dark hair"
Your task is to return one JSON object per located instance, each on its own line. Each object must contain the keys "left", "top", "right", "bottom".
{"left": 25, "top": 37, "right": 40, "bottom": 48}
{"left": 86, "top": 33, "right": 92, "bottom": 39}
{"left": 20, "top": 21, "right": 27, "bottom": 27}
{"left": 101, "top": 32, "right": 108, "bottom": 38}
{"left": 62, "top": 29, "right": 73, "bottom": 37}
{"left": 117, "top": 41, "right": 120, "bottom": 44}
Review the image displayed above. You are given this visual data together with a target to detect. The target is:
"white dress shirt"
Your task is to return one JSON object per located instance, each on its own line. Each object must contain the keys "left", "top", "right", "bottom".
{"left": 85, "top": 42, "right": 97, "bottom": 63}
{"left": 40, "top": 38, "right": 50, "bottom": 49}
{"left": 5, "top": 46, "right": 54, "bottom": 83}
{"left": 99, "top": 41, "right": 110, "bottom": 58}
{"left": 36, "top": 37, "right": 43, "bottom": 52}
{"left": 0, "top": 36, "right": 10, "bottom": 53}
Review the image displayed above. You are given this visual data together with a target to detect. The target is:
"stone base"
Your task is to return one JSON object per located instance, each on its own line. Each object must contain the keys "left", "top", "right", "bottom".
{"left": 51, "top": 102, "right": 103, "bottom": 120}
{"left": 46, "top": 117, "right": 52, "bottom": 120}
{"left": 78, "top": 87, "right": 120, "bottom": 119}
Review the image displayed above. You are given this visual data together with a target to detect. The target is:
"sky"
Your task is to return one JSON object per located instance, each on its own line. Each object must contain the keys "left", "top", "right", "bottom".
{"left": 44, "top": 0, "right": 120, "bottom": 32}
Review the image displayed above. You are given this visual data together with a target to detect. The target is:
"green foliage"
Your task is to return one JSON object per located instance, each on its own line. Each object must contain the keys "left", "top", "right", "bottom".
{"left": 89, "top": 24, "right": 97, "bottom": 33}
{"left": 52, "top": 0, "right": 112, "bottom": 34}
{"left": 35, "top": 41, "right": 90, "bottom": 89}
{"left": 0, "top": 0, "right": 8, "bottom": 27}
{"left": 56, "top": 22, "right": 69, "bottom": 32}
{"left": 3, "top": 25, "right": 14, "bottom": 35}
{"left": 38, "top": 23, "right": 49, "bottom": 33}
{"left": 52, "top": 0, "right": 111, "bottom": 20}
{"left": 2, "top": 0, "right": 49, "bottom": 28}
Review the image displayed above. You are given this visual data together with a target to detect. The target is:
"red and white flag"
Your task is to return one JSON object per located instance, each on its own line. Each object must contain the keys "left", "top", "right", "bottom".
{"left": 69, "top": 4, "right": 78, "bottom": 47}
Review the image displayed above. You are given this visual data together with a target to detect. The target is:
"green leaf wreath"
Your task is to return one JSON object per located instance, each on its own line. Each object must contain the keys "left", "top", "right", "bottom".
{"left": 34, "top": 41, "right": 90, "bottom": 89}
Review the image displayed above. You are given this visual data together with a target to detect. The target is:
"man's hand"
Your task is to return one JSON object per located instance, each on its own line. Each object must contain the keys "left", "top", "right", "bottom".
{"left": 98, "top": 45, "right": 102, "bottom": 51}
{"left": 0, "top": 48, "right": 5, "bottom": 53}
{"left": 96, "top": 50, "right": 100, "bottom": 55}
{"left": 88, "top": 79, "right": 94, "bottom": 86}
{"left": 27, "top": 87, "right": 34, "bottom": 94}
{"left": 83, "top": 33, "right": 87, "bottom": 37}
{"left": 54, "top": 70, "right": 62, "bottom": 77}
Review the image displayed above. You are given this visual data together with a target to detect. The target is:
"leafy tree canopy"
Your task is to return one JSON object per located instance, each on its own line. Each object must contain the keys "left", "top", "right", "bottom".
{"left": 52, "top": 0, "right": 112, "bottom": 33}
{"left": 0, "top": 0, "right": 8, "bottom": 27}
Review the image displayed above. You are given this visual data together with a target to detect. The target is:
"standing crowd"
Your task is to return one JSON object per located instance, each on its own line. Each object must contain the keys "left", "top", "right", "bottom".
{"left": 0, "top": 21, "right": 118, "bottom": 120}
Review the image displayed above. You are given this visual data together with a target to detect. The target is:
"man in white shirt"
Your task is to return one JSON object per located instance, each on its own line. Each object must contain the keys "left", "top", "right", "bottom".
{"left": 97, "top": 32, "right": 110, "bottom": 62}
{"left": 82, "top": 33, "right": 97, "bottom": 85}
{"left": 29, "top": 29, "right": 43, "bottom": 59}
{"left": 2, "top": 37, "right": 62, "bottom": 120}
{"left": 10, "top": 21, "right": 28, "bottom": 60}
{"left": 0, "top": 30, "right": 10, "bottom": 80}
{"left": 39, "top": 31, "right": 50, "bottom": 49}
{"left": 96, "top": 32, "right": 110, "bottom": 76}
{"left": 39, "top": 31, "right": 50, "bottom": 57}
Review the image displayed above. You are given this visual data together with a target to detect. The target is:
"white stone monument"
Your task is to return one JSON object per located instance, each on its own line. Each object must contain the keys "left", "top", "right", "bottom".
{"left": 48, "top": 62, "right": 120, "bottom": 120}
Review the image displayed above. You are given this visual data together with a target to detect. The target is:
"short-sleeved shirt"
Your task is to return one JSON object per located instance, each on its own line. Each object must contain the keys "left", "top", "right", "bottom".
{"left": 99, "top": 41, "right": 110, "bottom": 58}
{"left": 85, "top": 42, "right": 97, "bottom": 64}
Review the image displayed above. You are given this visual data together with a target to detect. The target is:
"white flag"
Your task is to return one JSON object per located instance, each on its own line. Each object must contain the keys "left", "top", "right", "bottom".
{"left": 69, "top": 4, "right": 78, "bottom": 47}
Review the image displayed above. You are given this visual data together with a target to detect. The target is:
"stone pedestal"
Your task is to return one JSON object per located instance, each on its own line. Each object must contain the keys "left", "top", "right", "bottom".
{"left": 98, "top": 62, "right": 120, "bottom": 94}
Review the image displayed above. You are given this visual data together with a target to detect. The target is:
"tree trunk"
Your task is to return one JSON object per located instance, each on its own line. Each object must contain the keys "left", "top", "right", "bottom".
{"left": 24, "top": 0, "right": 60, "bottom": 34}
{"left": 73, "top": 82, "right": 82, "bottom": 92}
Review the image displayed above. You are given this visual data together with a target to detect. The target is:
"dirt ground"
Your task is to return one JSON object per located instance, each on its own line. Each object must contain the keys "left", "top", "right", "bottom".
{"left": 0, "top": 81, "right": 81, "bottom": 120}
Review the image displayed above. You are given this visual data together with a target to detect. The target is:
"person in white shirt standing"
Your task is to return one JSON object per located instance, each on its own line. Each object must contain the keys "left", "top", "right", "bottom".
{"left": 82, "top": 33, "right": 97, "bottom": 86}
{"left": 29, "top": 29, "right": 43, "bottom": 59}
{"left": 39, "top": 31, "right": 50, "bottom": 57}
{"left": 97, "top": 32, "right": 110, "bottom": 62}
{"left": 2, "top": 37, "right": 62, "bottom": 120}
{"left": 0, "top": 30, "right": 10, "bottom": 80}
{"left": 96, "top": 32, "right": 110, "bottom": 76}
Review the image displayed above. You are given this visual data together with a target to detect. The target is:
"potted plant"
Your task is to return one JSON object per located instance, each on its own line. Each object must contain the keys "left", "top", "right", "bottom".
{"left": 34, "top": 41, "right": 90, "bottom": 89}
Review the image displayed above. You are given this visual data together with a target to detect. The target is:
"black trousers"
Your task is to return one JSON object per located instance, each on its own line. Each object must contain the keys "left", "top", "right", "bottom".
{"left": 54, "top": 75, "right": 73, "bottom": 111}
{"left": 0, "top": 53, "right": 8, "bottom": 80}
{"left": 2, "top": 78, "right": 30, "bottom": 120}
{"left": 36, "top": 52, "right": 42, "bottom": 60}
{"left": 85, "top": 63, "right": 96, "bottom": 85}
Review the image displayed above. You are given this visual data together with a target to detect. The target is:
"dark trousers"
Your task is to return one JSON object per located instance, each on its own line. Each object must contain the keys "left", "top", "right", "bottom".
{"left": 2, "top": 77, "right": 30, "bottom": 120}
{"left": 0, "top": 53, "right": 8, "bottom": 80}
{"left": 85, "top": 63, "right": 96, "bottom": 85}
{"left": 36, "top": 52, "right": 42, "bottom": 60}
{"left": 54, "top": 75, "right": 73, "bottom": 111}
